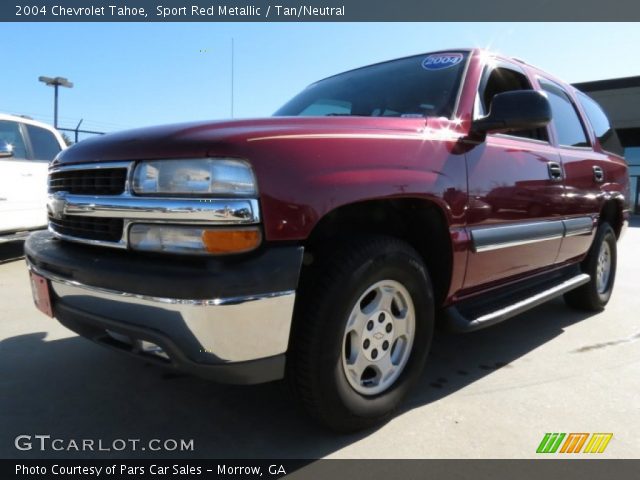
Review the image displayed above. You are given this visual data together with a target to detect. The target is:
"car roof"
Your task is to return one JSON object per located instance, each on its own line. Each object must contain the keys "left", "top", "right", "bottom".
{"left": 0, "top": 113, "right": 60, "bottom": 132}
{"left": 0, "top": 112, "right": 67, "bottom": 150}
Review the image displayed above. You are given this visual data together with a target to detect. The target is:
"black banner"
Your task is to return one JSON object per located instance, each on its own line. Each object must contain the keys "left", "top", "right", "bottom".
{"left": 3, "top": 0, "right": 640, "bottom": 22}
{"left": 4, "top": 460, "right": 640, "bottom": 480}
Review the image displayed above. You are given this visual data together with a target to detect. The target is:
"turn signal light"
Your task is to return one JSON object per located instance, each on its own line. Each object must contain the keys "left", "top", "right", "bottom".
{"left": 202, "top": 228, "right": 262, "bottom": 254}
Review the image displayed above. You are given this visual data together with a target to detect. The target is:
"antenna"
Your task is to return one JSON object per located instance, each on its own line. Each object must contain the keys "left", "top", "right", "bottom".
{"left": 231, "top": 37, "right": 234, "bottom": 118}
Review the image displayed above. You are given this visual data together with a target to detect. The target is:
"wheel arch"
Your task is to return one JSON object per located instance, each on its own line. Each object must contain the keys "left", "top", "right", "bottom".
{"left": 300, "top": 197, "right": 453, "bottom": 307}
{"left": 599, "top": 196, "right": 625, "bottom": 239}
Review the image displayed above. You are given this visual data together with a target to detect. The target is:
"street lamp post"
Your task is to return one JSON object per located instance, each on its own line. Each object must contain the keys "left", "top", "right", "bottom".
{"left": 38, "top": 76, "right": 73, "bottom": 128}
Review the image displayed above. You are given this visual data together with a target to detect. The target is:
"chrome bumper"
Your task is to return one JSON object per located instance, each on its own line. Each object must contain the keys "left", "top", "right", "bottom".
{"left": 28, "top": 260, "right": 296, "bottom": 365}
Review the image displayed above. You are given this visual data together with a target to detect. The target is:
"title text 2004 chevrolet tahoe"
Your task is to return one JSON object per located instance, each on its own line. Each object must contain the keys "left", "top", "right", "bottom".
{"left": 26, "top": 49, "right": 630, "bottom": 431}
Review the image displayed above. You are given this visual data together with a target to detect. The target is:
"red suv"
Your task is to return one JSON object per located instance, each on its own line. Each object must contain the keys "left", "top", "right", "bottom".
{"left": 26, "top": 49, "right": 630, "bottom": 431}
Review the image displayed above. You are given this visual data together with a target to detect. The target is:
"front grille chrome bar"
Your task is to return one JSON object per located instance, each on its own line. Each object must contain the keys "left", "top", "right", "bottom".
{"left": 48, "top": 194, "right": 260, "bottom": 224}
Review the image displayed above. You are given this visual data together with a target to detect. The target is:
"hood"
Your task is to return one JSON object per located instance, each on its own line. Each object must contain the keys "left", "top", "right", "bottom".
{"left": 52, "top": 116, "right": 436, "bottom": 166}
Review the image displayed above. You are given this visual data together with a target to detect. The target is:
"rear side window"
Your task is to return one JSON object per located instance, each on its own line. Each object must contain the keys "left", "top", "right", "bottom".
{"left": 539, "top": 81, "right": 589, "bottom": 148}
{"left": 0, "top": 120, "right": 28, "bottom": 159}
{"left": 26, "top": 125, "right": 62, "bottom": 161}
{"left": 576, "top": 92, "right": 624, "bottom": 156}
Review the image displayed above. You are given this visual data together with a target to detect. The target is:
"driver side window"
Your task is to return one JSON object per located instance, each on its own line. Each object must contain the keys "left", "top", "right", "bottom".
{"left": 476, "top": 65, "right": 549, "bottom": 142}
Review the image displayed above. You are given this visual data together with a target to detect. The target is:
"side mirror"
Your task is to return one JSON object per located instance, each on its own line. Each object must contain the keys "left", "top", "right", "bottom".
{"left": 471, "top": 90, "right": 551, "bottom": 136}
{"left": 0, "top": 142, "right": 14, "bottom": 158}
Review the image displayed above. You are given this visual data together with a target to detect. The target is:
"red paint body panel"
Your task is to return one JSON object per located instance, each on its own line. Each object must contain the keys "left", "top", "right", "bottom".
{"left": 52, "top": 49, "right": 631, "bottom": 307}
{"left": 463, "top": 134, "right": 565, "bottom": 288}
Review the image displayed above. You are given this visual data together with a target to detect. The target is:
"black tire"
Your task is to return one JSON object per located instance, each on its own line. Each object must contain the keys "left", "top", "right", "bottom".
{"left": 287, "top": 235, "right": 434, "bottom": 432}
{"left": 564, "top": 222, "right": 617, "bottom": 311}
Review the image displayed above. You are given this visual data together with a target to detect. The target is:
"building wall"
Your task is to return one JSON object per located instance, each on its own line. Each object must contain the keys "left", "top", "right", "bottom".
{"left": 574, "top": 77, "right": 640, "bottom": 213}
{"left": 583, "top": 87, "right": 640, "bottom": 130}
{"left": 626, "top": 147, "right": 640, "bottom": 213}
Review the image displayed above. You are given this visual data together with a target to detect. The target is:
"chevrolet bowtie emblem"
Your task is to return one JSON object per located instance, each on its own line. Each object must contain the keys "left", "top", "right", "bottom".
{"left": 48, "top": 192, "right": 67, "bottom": 220}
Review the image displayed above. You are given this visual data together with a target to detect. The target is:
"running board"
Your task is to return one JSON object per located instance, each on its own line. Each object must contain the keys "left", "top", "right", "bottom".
{"left": 444, "top": 273, "right": 591, "bottom": 332}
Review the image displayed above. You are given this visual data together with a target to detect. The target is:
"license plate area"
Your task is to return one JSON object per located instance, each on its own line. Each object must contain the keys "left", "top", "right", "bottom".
{"left": 29, "top": 271, "right": 53, "bottom": 317}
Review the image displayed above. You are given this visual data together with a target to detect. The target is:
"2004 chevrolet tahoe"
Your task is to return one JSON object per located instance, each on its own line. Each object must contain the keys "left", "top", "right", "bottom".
{"left": 26, "top": 49, "right": 630, "bottom": 431}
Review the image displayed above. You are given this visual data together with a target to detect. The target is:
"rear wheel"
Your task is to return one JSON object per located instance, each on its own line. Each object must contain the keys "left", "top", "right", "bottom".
{"left": 288, "top": 236, "right": 434, "bottom": 432}
{"left": 564, "top": 222, "right": 617, "bottom": 311}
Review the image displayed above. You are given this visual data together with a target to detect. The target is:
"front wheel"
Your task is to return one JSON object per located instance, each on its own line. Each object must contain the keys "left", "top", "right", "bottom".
{"left": 288, "top": 236, "right": 434, "bottom": 432}
{"left": 564, "top": 222, "right": 617, "bottom": 311}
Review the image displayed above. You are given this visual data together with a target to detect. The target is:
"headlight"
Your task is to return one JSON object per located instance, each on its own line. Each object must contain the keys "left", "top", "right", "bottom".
{"left": 132, "top": 158, "right": 257, "bottom": 196}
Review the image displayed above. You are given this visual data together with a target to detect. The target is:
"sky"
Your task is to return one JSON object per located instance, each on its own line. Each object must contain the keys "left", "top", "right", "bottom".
{"left": 3, "top": 22, "right": 640, "bottom": 137}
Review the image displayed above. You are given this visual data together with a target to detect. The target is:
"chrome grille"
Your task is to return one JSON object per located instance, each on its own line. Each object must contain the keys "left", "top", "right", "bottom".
{"left": 49, "top": 168, "right": 127, "bottom": 195}
{"left": 48, "top": 214, "right": 123, "bottom": 242}
{"left": 47, "top": 162, "right": 261, "bottom": 250}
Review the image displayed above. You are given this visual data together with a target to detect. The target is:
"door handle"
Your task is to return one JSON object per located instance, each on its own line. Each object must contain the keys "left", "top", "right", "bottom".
{"left": 547, "top": 162, "right": 563, "bottom": 181}
{"left": 593, "top": 166, "right": 604, "bottom": 183}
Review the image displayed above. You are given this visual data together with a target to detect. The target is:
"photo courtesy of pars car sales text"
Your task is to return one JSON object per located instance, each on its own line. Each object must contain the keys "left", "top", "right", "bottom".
{"left": 15, "top": 464, "right": 287, "bottom": 476}
{"left": 15, "top": 464, "right": 198, "bottom": 476}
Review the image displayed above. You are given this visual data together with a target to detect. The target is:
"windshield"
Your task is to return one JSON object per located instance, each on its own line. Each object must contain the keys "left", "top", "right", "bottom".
{"left": 274, "top": 51, "right": 469, "bottom": 119}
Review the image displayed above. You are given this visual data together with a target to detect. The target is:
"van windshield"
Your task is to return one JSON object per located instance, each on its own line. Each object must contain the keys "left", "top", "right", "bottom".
{"left": 274, "top": 51, "right": 469, "bottom": 119}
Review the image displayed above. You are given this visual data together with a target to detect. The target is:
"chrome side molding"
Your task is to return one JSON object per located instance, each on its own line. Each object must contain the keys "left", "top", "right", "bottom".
{"left": 471, "top": 216, "right": 595, "bottom": 253}
{"left": 472, "top": 220, "right": 564, "bottom": 253}
{"left": 563, "top": 216, "right": 594, "bottom": 237}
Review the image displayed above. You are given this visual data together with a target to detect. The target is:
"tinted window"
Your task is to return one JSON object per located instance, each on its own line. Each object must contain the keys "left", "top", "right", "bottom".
{"left": 477, "top": 66, "right": 547, "bottom": 141}
{"left": 26, "top": 125, "right": 62, "bottom": 161}
{"left": 0, "top": 120, "right": 27, "bottom": 159}
{"left": 577, "top": 92, "right": 623, "bottom": 155}
{"left": 275, "top": 52, "right": 469, "bottom": 119}
{"left": 540, "top": 81, "right": 589, "bottom": 148}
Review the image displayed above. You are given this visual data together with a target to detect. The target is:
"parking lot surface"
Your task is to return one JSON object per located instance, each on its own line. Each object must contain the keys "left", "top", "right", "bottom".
{"left": 1, "top": 220, "right": 639, "bottom": 459}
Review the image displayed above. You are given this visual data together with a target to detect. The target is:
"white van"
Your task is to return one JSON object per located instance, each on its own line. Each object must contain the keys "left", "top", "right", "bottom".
{"left": 0, "top": 113, "right": 66, "bottom": 240}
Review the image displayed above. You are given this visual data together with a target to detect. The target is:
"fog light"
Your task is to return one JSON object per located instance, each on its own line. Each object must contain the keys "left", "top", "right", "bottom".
{"left": 129, "top": 224, "right": 261, "bottom": 255}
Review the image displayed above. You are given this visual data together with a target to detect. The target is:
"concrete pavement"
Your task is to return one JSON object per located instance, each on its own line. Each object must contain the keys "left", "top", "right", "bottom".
{"left": 1, "top": 221, "right": 639, "bottom": 459}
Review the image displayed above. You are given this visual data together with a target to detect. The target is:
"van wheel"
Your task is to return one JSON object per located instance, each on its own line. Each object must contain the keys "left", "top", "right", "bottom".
{"left": 288, "top": 236, "right": 434, "bottom": 432}
{"left": 564, "top": 222, "right": 617, "bottom": 311}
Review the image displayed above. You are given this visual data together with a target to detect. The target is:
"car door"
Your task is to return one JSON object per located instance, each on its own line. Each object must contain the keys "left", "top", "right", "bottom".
{"left": 463, "top": 62, "right": 565, "bottom": 289}
{"left": 536, "top": 79, "right": 601, "bottom": 264}
{"left": 0, "top": 120, "right": 57, "bottom": 233}
{"left": 0, "top": 120, "right": 37, "bottom": 232}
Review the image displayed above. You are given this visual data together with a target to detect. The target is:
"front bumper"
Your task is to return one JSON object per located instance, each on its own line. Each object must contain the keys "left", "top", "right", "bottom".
{"left": 25, "top": 231, "right": 304, "bottom": 384}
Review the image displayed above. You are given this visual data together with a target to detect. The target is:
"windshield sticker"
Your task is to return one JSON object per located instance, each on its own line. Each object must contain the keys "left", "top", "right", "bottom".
{"left": 422, "top": 53, "right": 464, "bottom": 71}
